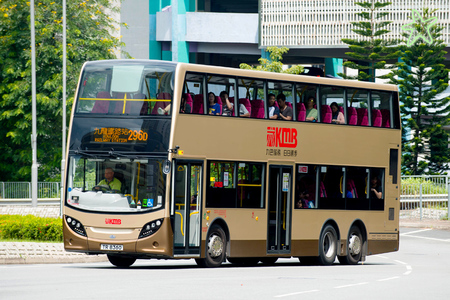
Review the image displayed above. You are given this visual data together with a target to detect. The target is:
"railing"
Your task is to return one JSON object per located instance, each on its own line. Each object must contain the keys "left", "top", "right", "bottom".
{"left": 0, "top": 182, "right": 60, "bottom": 204}
{"left": 401, "top": 176, "right": 449, "bottom": 220}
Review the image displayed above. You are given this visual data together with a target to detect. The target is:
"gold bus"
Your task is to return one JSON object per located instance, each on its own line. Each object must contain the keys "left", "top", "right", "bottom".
{"left": 63, "top": 60, "right": 401, "bottom": 267}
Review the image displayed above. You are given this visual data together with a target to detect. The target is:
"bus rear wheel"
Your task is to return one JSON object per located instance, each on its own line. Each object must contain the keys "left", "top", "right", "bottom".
{"left": 318, "top": 225, "right": 338, "bottom": 265}
{"left": 338, "top": 226, "right": 363, "bottom": 265}
{"left": 195, "top": 225, "right": 226, "bottom": 268}
{"left": 107, "top": 254, "right": 136, "bottom": 268}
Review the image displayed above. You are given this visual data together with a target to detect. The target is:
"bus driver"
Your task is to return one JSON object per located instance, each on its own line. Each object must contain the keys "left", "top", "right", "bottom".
{"left": 95, "top": 168, "right": 122, "bottom": 191}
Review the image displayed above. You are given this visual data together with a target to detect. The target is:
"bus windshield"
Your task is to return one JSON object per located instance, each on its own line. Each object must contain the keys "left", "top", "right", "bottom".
{"left": 66, "top": 156, "right": 166, "bottom": 213}
{"left": 75, "top": 61, "right": 174, "bottom": 116}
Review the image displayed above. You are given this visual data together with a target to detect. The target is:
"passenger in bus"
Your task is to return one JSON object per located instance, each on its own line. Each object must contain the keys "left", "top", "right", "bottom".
{"left": 208, "top": 92, "right": 221, "bottom": 115}
{"left": 370, "top": 177, "right": 382, "bottom": 199}
{"left": 277, "top": 94, "right": 293, "bottom": 120}
{"left": 95, "top": 168, "right": 122, "bottom": 192}
{"left": 296, "top": 190, "right": 310, "bottom": 209}
{"left": 220, "top": 91, "right": 250, "bottom": 117}
{"left": 330, "top": 102, "right": 345, "bottom": 124}
{"left": 268, "top": 93, "right": 280, "bottom": 119}
{"left": 305, "top": 97, "right": 318, "bottom": 122}
{"left": 190, "top": 194, "right": 198, "bottom": 210}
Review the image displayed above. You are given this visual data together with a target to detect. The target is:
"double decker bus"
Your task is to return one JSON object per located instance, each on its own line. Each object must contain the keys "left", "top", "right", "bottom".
{"left": 63, "top": 60, "right": 401, "bottom": 267}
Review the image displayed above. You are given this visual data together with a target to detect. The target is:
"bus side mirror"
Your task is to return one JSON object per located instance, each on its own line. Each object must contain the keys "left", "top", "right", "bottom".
{"left": 163, "top": 159, "right": 171, "bottom": 174}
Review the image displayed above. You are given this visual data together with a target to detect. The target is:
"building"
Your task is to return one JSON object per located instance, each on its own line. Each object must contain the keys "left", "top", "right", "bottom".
{"left": 120, "top": 0, "right": 450, "bottom": 77}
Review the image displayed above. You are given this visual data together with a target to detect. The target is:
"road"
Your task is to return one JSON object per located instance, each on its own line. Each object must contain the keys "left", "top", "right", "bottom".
{"left": 0, "top": 227, "right": 449, "bottom": 300}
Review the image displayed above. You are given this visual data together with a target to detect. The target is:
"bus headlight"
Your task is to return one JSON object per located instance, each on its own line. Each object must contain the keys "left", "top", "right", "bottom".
{"left": 65, "top": 216, "right": 87, "bottom": 237}
{"left": 139, "top": 218, "right": 164, "bottom": 239}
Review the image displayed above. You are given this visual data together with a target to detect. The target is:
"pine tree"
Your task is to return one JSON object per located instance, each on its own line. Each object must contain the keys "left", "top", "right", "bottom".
{"left": 338, "top": 0, "right": 400, "bottom": 81}
{"left": 387, "top": 8, "right": 450, "bottom": 175}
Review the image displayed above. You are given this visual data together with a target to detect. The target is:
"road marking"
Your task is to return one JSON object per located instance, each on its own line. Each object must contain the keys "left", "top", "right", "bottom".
{"left": 274, "top": 290, "right": 319, "bottom": 298}
{"left": 334, "top": 282, "right": 368, "bottom": 289}
{"left": 394, "top": 260, "right": 407, "bottom": 265}
{"left": 401, "top": 229, "right": 432, "bottom": 235}
{"left": 377, "top": 276, "right": 400, "bottom": 281}
{"left": 401, "top": 234, "right": 450, "bottom": 243}
{"left": 404, "top": 265, "right": 412, "bottom": 275}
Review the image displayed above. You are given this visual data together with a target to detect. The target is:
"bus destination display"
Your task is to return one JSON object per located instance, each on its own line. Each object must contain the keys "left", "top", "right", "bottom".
{"left": 93, "top": 127, "right": 148, "bottom": 144}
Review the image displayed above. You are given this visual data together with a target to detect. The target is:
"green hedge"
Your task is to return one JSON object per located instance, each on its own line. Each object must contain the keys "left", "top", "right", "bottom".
{"left": 0, "top": 215, "right": 63, "bottom": 242}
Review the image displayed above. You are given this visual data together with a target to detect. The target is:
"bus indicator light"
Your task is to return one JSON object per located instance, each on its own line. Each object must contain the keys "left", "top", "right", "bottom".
{"left": 267, "top": 127, "right": 297, "bottom": 148}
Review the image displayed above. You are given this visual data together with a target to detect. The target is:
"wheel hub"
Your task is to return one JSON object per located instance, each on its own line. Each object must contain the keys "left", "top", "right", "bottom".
{"left": 208, "top": 235, "right": 223, "bottom": 258}
{"left": 324, "top": 232, "right": 336, "bottom": 258}
{"left": 348, "top": 235, "right": 361, "bottom": 255}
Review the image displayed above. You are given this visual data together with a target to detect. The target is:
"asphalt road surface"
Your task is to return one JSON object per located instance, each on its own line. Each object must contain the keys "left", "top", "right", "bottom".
{"left": 1, "top": 227, "right": 449, "bottom": 300}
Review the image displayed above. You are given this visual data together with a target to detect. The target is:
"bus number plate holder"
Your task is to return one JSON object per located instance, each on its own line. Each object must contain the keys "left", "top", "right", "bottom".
{"left": 100, "top": 244, "right": 123, "bottom": 251}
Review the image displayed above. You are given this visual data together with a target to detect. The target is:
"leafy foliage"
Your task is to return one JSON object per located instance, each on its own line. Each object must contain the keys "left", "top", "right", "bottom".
{"left": 0, "top": 215, "right": 63, "bottom": 241}
{"left": 0, "top": 0, "right": 128, "bottom": 182}
{"left": 338, "top": 1, "right": 400, "bottom": 81}
{"left": 239, "top": 47, "right": 303, "bottom": 74}
{"left": 386, "top": 8, "right": 450, "bottom": 175}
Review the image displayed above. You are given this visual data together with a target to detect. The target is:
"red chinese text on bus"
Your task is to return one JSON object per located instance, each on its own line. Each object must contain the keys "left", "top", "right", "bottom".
{"left": 266, "top": 127, "right": 297, "bottom": 148}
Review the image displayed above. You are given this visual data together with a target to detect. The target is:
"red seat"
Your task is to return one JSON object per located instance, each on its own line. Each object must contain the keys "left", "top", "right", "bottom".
{"left": 297, "top": 103, "right": 306, "bottom": 121}
{"left": 372, "top": 109, "right": 382, "bottom": 127}
{"left": 251, "top": 99, "right": 265, "bottom": 119}
{"left": 91, "top": 91, "right": 111, "bottom": 113}
{"left": 192, "top": 94, "right": 204, "bottom": 114}
{"left": 381, "top": 109, "right": 390, "bottom": 128}
{"left": 183, "top": 93, "right": 193, "bottom": 113}
{"left": 357, "top": 108, "right": 368, "bottom": 126}
{"left": 239, "top": 98, "right": 251, "bottom": 116}
{"left": 151, "top": 93, "right": 171, "bottom": 115}
{"left": 321, "top": 105, "right": 332, "bottom": 123}
{"left": 346, "top": 179, "right": 358, "bottom": 198}
{"left": 348, "top": 107, "right": 357, "bottom": 125}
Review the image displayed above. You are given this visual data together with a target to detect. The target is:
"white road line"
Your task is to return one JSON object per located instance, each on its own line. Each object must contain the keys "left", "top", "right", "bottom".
{"left": 401, "top": 229, "right": 432, "bottom": 235}
{"left": 394, "top": 260, "right": 407, "bottom": 265}
{"left": 401, "top": 234, "right": 450, "bottom": 242}
{"left": 377, "top": 276, "right": 400, "bottom": 282}
{"left": 375, "top": 255, "right": 389, "bottom": 259}
{"left": 334, "top": 282, "right": 368, "bottom": 289}
{"left": 274, "top": 290, "right": 319, "bottom": 298}
{"left": 404, "top": 265, "right": 412, "bottom": 275}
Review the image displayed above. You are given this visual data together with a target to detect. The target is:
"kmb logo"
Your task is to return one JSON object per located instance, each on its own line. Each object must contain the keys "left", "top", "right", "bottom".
{"left": 105, "top": 218, "right": 122, "bottom": 225}
{"left": 267, "top": 127, "right": 297, "bottom": 148}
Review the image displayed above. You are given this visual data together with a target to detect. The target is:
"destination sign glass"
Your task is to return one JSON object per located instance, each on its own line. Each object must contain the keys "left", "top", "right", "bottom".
{"left": 92, "top": 127, "right": 148, "bottom": 144}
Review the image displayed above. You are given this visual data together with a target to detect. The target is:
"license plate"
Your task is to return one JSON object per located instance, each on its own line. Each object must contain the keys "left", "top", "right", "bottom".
{"left": 100, "top": 244, "right": 123, "bottom": 251}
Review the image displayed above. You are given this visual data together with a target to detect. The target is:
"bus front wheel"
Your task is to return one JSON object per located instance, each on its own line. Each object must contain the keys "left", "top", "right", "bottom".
{"left": 318, "top": 225, "right": 338, "bottom": 265}
{"left": 338, "top": 226, "right": 363, "bottom": 265}
{"left": 195, "top": 225, "right": 226, "bottom": 268}
{"left": 107, "top": 254, "right": 136, "bottom": 268}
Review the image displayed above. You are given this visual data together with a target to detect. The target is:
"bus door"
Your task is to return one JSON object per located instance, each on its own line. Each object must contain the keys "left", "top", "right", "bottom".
{"left": 267, "top": 165, "right": 292, "bottom": 254}
{"left": 172, "top": 161, "right": 203, "bottom": 256}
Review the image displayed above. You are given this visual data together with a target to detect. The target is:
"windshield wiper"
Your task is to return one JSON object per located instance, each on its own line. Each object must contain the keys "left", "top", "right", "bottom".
{"left": 74, "top": 148, "right": 98, "bottom": 158}
{"left": 108, "top": 148, "right": 137, "bottom": 159}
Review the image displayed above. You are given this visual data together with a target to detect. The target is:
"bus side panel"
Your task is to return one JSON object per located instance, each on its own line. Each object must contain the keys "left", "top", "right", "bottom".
{"left": 367, "top": 234, "right": 399, "bottom": 255}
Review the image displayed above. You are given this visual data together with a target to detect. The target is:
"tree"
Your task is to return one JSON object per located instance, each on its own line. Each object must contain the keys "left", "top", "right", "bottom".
{"left": 0, "top": 0, "right": 128, "bottom": 182}
{"left": 338, "top": 0, "right": 400, "bottom": 81}
{"left": 239, "top": 47, "right": 303, "bottom": 75}
{"left": 386, "top": 8, "right": 450, "bottom": 175}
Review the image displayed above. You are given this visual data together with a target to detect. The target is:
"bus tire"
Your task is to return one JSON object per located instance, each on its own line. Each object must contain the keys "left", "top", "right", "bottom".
{"left": 107, "top": 254, "right": 136, "bottom": 268}
{"left": 195, "top": 225, "right": 226, "bottom": 268}
{"left": 338, "top": 226, "right": 363, "bottom": 265}
{"left": 318, "top": 224, "right": 338, "bottom": 265}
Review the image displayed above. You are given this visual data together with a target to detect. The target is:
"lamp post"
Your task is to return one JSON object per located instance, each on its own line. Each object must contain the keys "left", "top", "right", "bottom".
{"left": 30, "top": 0, "right": 38, "bottom": 207}
{"left": 60, "top": 0, "right": 67, "bottom": 216}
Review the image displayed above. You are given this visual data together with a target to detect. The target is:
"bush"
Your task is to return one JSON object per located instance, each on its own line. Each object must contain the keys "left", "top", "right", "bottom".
{"left": 0, "top": 215, "right": 63, "bottom": 242}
